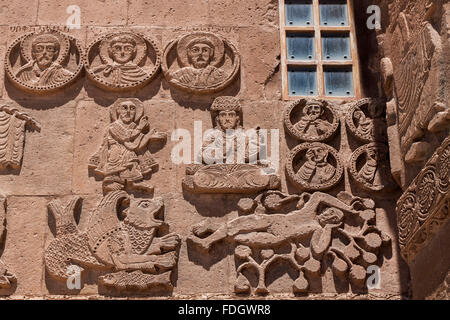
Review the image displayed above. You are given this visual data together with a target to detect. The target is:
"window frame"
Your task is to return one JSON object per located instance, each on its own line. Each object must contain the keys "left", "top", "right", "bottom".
{"left": 279, "top": 0, "right": 362, "bottom": 100}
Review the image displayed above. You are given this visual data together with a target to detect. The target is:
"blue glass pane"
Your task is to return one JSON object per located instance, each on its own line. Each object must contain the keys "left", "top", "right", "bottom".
{"left": 319, "top": 0, "right": 348, "bottom": 26}
{"left": 324, "top": 67, "right": 354, "bottom": 96}
{"left": 322, "top": 34, "right": 351, "bottom": 60}
{"left": 288, "top": 67, "right": 317, "bottom": 96}
{"left": 287, "top": 33, "right": 315, "bottom": 60}
{"left": 285, "top": 0, "right": 313, "bottom": 26}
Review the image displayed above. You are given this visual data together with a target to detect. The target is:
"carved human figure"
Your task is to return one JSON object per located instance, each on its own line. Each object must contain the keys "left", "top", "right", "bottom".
{"left": 89, "top": 99, "right": 166, "bottom": 194}
{"left": 199, "top": 97, "right": 259, "bottom": 165}
{"left": 171, "top": 36, "right": 227, "bottom": 87}
{"left": 296, "top": 146, "right": 336, "bottom": 185}
{"left": 352, "top": 101, "right": 386, "bottom": 141}
{"left": 15, "top": 34, "right": 74, "bottom": 87}
{"left": 294, "top": 100, "right": 330, "bottom": 139}
{"left": 91, "top": 34, "right": 148, "bottom": 86}
{"left": 357, "top": 146, "right": 383, "bottom": 187}
{"left": 188, "top": 192, "right": 360, "bottom": 251}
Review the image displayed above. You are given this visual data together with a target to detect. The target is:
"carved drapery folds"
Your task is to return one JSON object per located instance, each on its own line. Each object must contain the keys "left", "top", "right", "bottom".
{"left": 397, "top": 136, "right": 450, "bottom": 263}
{"left": 182, "top": 96, "right": 280, "bottom": 193}
{"left": 162, "top": 32, "right": 240, "bottom": 94}
{"left": 88, "top": 98, "right": 167, "bottom": 195}
{"left": 44, "top": 191, "right": 180, "bottom": 293}
{"left": 85, "top": 32, "right": 161, "bottom": 91}
{"left": 6, "top": 30, "right": 84, "bottom": 93}
{"left": 188, "top": 190, "right": 390, "bottom": 295}
{"left": 0, "top": 104, "right": 40, "bottom": 170}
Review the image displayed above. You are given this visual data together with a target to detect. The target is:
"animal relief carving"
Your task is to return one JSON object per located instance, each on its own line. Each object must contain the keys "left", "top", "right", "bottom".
{"left": 188, "top": 191, "right": 390, "bottom": 295}
{"left": 44, "top": 191, "right": 180, "bottom": 293}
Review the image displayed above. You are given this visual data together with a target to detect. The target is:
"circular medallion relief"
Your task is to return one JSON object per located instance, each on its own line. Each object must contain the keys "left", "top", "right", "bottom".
{"left": 349, "top": 143, "right": 396, "bottom": 192}
{"left": 286, "top": 142, "right": 343, "bottom": 191}
{"left": 346, "top": 98, "right": 387, "bottom": 143}
{"left": 5, "top": 30, "right": 84, "bottom": 93}
{"left": 162, "top": 32, "right": 240, "bottom": 94}
{"left": 284, "top": 99, "right": 339, "bottom": 142}
{"left": 85, "top": 32, "right": 161, "bottom": 91}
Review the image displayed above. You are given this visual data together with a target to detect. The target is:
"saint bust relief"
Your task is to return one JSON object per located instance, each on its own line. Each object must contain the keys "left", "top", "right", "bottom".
{"left": 286, "top": 142, "right": 343, "bottom": 191}
{"left": 284, "top": 99, "right": 339, "bottom": 142}
{"left": 171, "top": 36, "right": 227, "bottom": 88}
{"left": 163, "top": 32, "right": 240, "bottom": 94}
{"left": 5, "top": 30, "right": 83, "bottom": 93}
{"left": 86, "top": 32, "right": 161, "bottom": 91}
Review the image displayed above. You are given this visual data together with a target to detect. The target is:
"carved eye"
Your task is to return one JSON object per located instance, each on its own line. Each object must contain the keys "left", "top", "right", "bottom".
{"left": 139, "top": 201, "right": 152, "bottom": 208}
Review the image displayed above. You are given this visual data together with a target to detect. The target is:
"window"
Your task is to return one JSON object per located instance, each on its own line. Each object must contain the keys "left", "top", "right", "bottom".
{"left": 279, "top": 0, "right": 361, "bottom": 100}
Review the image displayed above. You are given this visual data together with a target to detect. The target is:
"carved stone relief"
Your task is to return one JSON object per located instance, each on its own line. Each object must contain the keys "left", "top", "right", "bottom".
{"left": 349, "top": 143, "right": 395, "bottom": 192}
{"left": 0, "top": 196, "right": 16, "bottom": 289}
{"left": 284, "top": 99, "right": 339, "bottom": 142}
{"left": 188, "top": 190, "right": 390, "bottom": 295}
{"left": 162, "top": 32, "right": 240, "bottom": 94}
{"left": 0, "top": 104, "right": 40, "bottom": 170}
{"left": 5, "top": 30, "right": 84, "bottom": 93}
{"left": 183, "top": 96, "right": 280, "bottom": 193}
{"left": 345, "top": 98, "right": 387, "bottom": 143}
{"left": 397, "top": 136, "right": 450, "bottom": 263}
{"left": 44, "top": 191, "right": 180, "bottom": 292}
{"left": 286, "top": 142, "right": 343, "bottom": 192}
{"left": 88, "top": 98, "right": 167, "bottom": 194}
{"left": 85, "top": 32, "right": 161, "bottom": 91}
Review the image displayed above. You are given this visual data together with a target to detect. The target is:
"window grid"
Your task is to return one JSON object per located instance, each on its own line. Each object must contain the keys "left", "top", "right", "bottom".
{"left": 279, "top": 0, "right": 361, "bottom": 100}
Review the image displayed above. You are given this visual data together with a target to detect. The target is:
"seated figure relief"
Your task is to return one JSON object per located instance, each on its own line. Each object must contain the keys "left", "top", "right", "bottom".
{"left": 44, "top": 191, "right": 180, "bottom": 293}
{"left": 346, "top": 98, "right": 387, "bottom": 143}
{"left": 188, "top": 190, "right": 391, "bottom": 295}
{"left": 183, "top": 96, "right": 280, "bottom": 193}
{"left": 284, "top": 99, "right": 339, "bottom": 142}
{"left": 163, "top": 32, "right": 240, "bottom": 94}
{"left": 6, "top": 30, "right": 83, "bottom": 93}
{"left": 286, "top": 142, "right": 343, "bottom": 191}
{"left": 86, "top": 32, "right": 161, "bottom": 91}
{"left": 89, "top": 98, "right": 167, "bottom": 194}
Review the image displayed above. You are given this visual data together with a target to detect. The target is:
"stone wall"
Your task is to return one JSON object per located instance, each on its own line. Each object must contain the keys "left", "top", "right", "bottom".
{"left": 0, "top": 0, "right": 430, "bottom": 299}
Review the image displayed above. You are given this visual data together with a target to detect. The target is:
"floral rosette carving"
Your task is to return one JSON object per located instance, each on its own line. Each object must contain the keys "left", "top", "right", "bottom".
{"left": 345, "top": 98, "right": 387, "bottom": 143}
{"left": 396, "top": 191, "right": 418, "bottom": 247}
{"left": 5, "top": 30, "right": 84, "bottom": 93}
{"left": 416, "top": 166, "right": 438, "bottom": 222}
{"left": 286, "top": 143, "right": 343, "bottom": 191}
{"left": 436, "top": 143, "right": 450, "bottom": 193}
{"left": 349, "top": 143, "right": 395, "bottom": 192}
{"left": 85, "top": 32, "right": 161, "bottom": 91}
{"left": 162, "top": 32, "right": 240, "bottom": 94}
{"left": 284, "top": 99, "right": 339, "bottom": 142}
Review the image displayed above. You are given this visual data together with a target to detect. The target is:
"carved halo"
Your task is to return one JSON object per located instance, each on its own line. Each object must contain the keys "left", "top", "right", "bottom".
{"left": 176, "top": 32, "right": 225, "bottom": 68}
{"left": 286, "top": 142, "right": 343, "bottom": 191}
{"left": 110, "top": 98, "right": 144, "bottom": 122}
{"left": 20, "top": 30, "right": 71, "bottom": 66}
{"left": 5, "top": 30, "right": 84, "bottom": 93}
{"left": 98, "top": 32, "right": 148, "bottom": 66}
{"left": 284, "top": 99, "right": 339, "bottom": 142}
